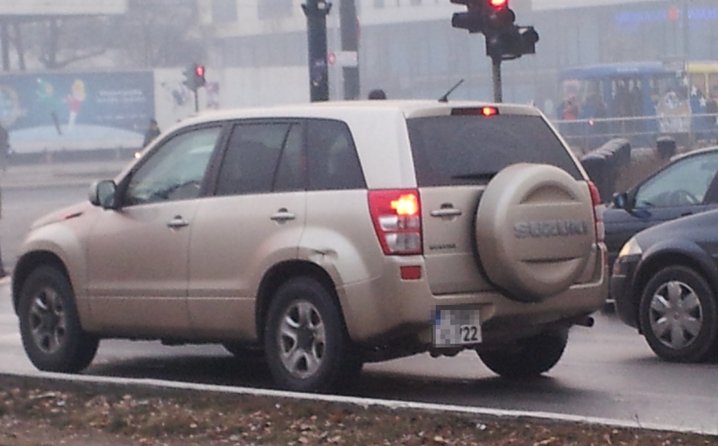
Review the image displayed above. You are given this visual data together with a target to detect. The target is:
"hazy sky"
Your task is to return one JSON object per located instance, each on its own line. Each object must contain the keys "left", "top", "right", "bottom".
{"left": 532, "top": 0, "right": 662, "bottom": 11}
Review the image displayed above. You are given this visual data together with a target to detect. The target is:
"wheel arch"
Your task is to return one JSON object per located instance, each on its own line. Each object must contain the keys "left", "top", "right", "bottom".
{"left": 255, "top": 260, "right": 345, "bottom": 341}
{"left": 12, "top": 251, "right": 70, "bottom": 314}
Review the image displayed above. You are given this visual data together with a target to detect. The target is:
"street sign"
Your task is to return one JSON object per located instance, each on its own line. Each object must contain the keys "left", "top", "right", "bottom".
{"left": 334, "top": 51, "right": 358, "bottom": 67}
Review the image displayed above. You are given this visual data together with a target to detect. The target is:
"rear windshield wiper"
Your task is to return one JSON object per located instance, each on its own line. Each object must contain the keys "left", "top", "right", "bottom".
{"left": 451, "top": 172, "right": 497, "bottom": 181}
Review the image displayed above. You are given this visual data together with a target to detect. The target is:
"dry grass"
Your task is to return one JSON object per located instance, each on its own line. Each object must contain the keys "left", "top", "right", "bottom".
{"left": 0, "top": 375, "right": 715, "bottom": 446}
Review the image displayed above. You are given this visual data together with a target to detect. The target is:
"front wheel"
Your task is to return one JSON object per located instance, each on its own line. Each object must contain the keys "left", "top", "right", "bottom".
{"left": 264, "top": 277, "right": 357, "bottom": 392}
{"left": 638, "top": 265, "right": 718, "bottom": 362}
{"left": 478, "top": 328, "right": 569, "bottom": 379}
{"left": 18, "top": 266, "right": 99, "bottom": 373}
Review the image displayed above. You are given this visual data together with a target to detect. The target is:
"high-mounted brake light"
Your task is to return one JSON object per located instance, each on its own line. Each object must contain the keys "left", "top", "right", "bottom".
{"left": 489, "top": 0, "right": 508, "bottom": 9}
{"left": 451, "top": 107, "right": 500, "bottom": 117}
{"left": 588, "top": 181, "right": 605, "bottom": 243}
{"left": 368, "top": 189, "right": 422, "bottom": 255}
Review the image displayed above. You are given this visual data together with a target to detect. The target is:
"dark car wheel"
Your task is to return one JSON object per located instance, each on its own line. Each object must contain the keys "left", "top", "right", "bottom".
{"left": 264, "top": 277, "right": 358, "bottom": 392}
{"left": 639, "top": 265, "right": 718, "bottom": 363}
{"left": 18, "top": 266, "right": 99, "bottom": 373}
{"left": 478, "top": 328, "right": 569, "bottom": 379}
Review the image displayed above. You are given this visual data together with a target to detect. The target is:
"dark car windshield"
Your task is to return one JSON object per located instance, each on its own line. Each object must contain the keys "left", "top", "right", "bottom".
{"left": 407, "top": 114, "right": 582, "bottom": 187}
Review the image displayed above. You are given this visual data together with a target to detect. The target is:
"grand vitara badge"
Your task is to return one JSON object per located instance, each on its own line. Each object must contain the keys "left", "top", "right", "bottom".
{"left": 513, "top": 220, "right": 589, "bottom": 239}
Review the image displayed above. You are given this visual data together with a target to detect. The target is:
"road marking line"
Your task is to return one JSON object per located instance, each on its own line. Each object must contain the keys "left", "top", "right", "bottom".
{"left": 0, "top": 370, "right": 713, "bottom": 436}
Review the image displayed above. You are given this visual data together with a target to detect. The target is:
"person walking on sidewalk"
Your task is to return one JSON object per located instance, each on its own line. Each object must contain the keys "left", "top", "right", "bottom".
{"left": 143, "top": 118, "right": 161, "bottom": 148}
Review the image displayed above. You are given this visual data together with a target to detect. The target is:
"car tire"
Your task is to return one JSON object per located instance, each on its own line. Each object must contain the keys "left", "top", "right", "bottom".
{"left": 638, "top": 265, "right": 718, "bottom": 363}
{"left": 18, "top": 266, "right": 99, "bottom": 373}
{"left": 264, "top": 277, "right": 355, "bottom": 392}
{"left": 478, "top": 328, "right": 569, "bottom": 379}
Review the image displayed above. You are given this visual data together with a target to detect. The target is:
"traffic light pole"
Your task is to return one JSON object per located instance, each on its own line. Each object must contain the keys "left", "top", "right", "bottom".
{"left": 303, "top": 0, "right": 331, "bottom": 102}
{"left": 491, "top": 55, "right": 503, "bottom": 103}
{"left": 193, "top": 90, "right": 199, "bottom": 113}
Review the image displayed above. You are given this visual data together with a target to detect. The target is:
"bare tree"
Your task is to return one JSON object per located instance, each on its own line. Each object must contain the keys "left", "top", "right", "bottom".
{"left": 0, "top": 0, "right": 204, "bottom": 71}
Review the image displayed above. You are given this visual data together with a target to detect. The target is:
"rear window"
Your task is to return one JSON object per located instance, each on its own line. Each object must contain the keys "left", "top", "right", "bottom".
{"left": 407, "top": 114, "right": 582, "bottom": 186}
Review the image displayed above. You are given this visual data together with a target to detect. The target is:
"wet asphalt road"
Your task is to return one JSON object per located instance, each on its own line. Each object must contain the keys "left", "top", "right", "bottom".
{"left": 0, "top": 182, "right": 716, "bottom": 435}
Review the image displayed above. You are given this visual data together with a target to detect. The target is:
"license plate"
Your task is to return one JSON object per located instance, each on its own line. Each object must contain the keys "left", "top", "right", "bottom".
{"left": 433, "top": 306, "right": 482, "bottom": 347}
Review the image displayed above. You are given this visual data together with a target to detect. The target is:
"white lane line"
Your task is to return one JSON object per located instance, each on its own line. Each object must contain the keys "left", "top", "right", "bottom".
{"left": 0, "top": 370, "right": 713, "bottom": 436}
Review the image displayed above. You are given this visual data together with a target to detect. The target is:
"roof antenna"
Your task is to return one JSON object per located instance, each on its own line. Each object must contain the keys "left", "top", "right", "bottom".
{"left": 438, "top": 79, "right": 465, "bottom": 103}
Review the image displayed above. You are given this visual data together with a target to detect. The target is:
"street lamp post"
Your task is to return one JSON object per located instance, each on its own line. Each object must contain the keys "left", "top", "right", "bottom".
{"left": 303, "top": 0, "right": 332, "bottom": 102}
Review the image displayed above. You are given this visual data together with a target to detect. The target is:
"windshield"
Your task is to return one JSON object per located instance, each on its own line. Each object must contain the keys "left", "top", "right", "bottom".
{"left": 407, "top": 114, "right": 582, "bottom": 187}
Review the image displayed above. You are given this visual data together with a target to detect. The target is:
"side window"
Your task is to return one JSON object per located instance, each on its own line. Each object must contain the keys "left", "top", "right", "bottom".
{"left": 306, "top": 120, "right": 365, "bottom": 191}
{"left": 216, "top": 122, "right": 302, "bottom": 195}
{"left": 125, "top": 126, "right": 221, "bottom": 206}
{"left": 635, "top": 153, "right": 718, "bottom": 208}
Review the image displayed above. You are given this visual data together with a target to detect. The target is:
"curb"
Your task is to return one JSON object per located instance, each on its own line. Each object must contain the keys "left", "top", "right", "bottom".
{"left": 1, "top": 371, "right": 715, "bottom": 437}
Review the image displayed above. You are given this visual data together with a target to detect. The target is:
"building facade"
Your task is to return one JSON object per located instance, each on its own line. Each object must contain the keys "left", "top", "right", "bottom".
{"left": 198, "top": 0, "right": 718, "bottom": 108}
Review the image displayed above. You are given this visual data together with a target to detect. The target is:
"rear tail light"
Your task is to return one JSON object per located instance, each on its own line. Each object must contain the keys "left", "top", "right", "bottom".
{"left": 588, "top": 181, "right": 605, "bottom": 243}
{"left": 368, "top": 189, "right": 423, "bottom": 255}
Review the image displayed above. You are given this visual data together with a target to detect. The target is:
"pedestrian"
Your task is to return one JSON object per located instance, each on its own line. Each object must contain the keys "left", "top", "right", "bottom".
{"left": 368, "top": 89, "right": 387, "bottom": 100}
{"left": 0, "top": 122, "right": 10, "bottom": 172}
{"left": 143, "top": 118, "right": 161, "bottom": 148}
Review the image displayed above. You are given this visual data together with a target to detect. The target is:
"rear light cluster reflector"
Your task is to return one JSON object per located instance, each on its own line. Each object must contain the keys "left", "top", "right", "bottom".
{"left": 368, "top": 189, "right": 423, "bottom": 255}
{"left": 588, "top": 181, "right": 605, "bottom": 242}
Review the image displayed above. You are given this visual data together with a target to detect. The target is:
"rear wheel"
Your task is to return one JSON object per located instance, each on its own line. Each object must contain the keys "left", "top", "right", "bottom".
{"left": 264, "top": 277, "right": 358, "bottom": 392}
{"left": 18, "top": 266, "right": 99, "bottom": 373}
{"left": 478, "top": 328, "right": 569, "bottom": 379}
{"left": 638, "top": 266, "right": 718, "bottom": 362}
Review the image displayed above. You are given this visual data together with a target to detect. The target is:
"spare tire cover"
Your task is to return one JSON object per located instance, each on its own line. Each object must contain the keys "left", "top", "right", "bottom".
{"left": 476, "top": 163, "right": 594, "bottom": 302}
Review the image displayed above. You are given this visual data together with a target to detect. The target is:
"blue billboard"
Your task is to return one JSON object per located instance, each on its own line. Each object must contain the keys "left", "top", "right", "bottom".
{"left": 0, "top": 71, "right": 154, "bottom": 152}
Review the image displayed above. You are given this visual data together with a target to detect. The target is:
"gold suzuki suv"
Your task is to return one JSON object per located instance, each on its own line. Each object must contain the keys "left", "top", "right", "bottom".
{"left": 12, "top": 101, "right": 607, "bottom": 392}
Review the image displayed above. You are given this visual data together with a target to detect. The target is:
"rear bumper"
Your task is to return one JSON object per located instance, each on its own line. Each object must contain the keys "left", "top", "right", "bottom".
{"left": 337, "top": 244, "right": 608, "bottom": 347}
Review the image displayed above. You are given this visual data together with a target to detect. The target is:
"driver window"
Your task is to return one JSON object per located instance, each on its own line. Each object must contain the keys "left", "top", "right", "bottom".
{"left": 635, "top": 153, "right": 718, "bottom": 208}
{"left": 125, "top": 126, "right": 222, "bottom": 206}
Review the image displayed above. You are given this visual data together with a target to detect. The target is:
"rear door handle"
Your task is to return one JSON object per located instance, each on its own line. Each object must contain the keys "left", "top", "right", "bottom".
{"left": 167, "top": 216, "right": 189, "bottom": 229}
{"left": 270, "top": 208, "right": 296, "bottom": 222}
{"left": 430, "top": 208, "right": 463, "bottom": 218}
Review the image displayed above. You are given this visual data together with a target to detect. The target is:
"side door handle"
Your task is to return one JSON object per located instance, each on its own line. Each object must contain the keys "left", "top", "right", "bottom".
{"left": 270, "top": 208, "right": 296, "bottom": 223}
{"left": 167, "top": 215, "right": 190, "bottom": 229}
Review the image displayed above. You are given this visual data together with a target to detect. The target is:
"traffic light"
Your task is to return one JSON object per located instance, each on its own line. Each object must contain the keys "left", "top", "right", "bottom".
{"left": 182, "top": 63, "right": 207, "bottom": 92}
{"left": 450, "top": 0, "right": 538, "bottom": 60}
{"left": 451, "top": 0, "right": 513, "bottom": 34}
{"left": 450, "top": 0, "right": 483, "bottom": 33}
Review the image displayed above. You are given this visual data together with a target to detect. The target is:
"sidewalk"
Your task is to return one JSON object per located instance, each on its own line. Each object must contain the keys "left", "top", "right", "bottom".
{"left": 0, "top": 158, "right": 131, "bottom": 190}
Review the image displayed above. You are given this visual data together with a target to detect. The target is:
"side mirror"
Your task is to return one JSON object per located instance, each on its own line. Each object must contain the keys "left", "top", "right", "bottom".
{"left": 89, "top": 180, "right": 118, "bottom": 209}
{"left": 612, "top": 191, "right": 630, "bottom": 210}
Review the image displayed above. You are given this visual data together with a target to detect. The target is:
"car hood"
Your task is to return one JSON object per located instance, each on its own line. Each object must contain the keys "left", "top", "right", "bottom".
{"left": 635, "top": 208, "right": 718, "bottom": 248}
{"left": 31, "top": 201, "right": 92, "bottom": 230}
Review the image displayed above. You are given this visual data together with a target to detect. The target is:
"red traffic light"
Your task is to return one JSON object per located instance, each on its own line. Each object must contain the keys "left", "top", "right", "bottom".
{"left": 195, "top": 65, "right": 205, "bottom": 78}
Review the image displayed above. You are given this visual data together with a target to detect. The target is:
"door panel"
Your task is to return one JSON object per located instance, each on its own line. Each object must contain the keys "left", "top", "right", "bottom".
{"left": 85, "top": 125, "right": 222, "bottom": 336}
{"left": 86, "top": 202, "right": 198, "bottom": 335}
{"left": 186, "top": 121, "right": 305, "bottom": 338}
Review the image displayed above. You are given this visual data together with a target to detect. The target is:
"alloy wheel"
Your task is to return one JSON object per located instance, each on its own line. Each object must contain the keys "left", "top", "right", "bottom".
{"left": 28, "top": 286, "right": 67, "bottom": 354}
{"left": 648, "top": 280, "right": 703, "bottom": 350}
{"left": 276, "top": 300, "right": 326, "bottom": 379}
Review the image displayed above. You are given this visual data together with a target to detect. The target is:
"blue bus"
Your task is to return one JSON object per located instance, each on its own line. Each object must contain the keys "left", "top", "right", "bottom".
{"left": 556, "top": 61, "right": 718, "bottom": 149}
